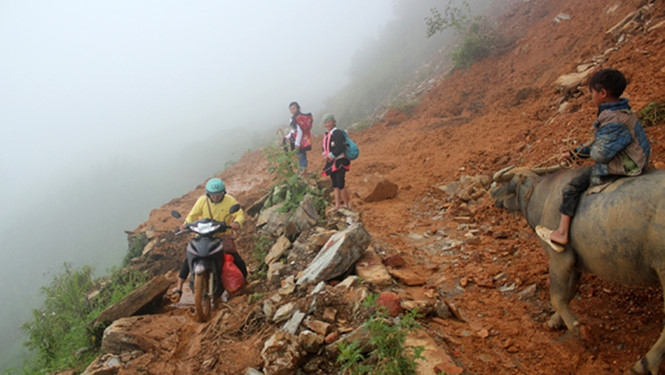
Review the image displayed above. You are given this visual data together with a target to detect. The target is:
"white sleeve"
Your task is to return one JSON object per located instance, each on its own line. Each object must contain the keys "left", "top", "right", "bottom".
{"left": 294, "top": 125, "right": 303, "bottom": 147}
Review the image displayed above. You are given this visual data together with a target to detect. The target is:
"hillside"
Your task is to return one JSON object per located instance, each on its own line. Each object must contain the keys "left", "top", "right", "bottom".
{"left": 84, "top": 0, "right": 665, "bottom": 374}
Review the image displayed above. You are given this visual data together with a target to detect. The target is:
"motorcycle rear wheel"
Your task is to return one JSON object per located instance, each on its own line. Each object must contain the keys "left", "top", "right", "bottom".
{"left": 193, "top": 272, "right": 212, "bottom": 322}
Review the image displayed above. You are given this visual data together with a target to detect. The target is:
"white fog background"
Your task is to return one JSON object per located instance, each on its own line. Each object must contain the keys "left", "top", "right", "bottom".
{"left": 0, "top": 1, "right": 396, "bottom": 369}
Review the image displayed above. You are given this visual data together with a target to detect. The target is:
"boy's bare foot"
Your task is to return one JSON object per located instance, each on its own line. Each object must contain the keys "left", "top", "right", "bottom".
{"left": 535, "top": 226, "right": 565, "bottom": 253}
{"left": 549, "top": 229, "right": 568, "bottom": 246}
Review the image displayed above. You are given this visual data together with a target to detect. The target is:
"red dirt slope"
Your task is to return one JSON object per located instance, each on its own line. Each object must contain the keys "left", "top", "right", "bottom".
{"left": 122, "top": 0, "right": 665, "bottom": 373}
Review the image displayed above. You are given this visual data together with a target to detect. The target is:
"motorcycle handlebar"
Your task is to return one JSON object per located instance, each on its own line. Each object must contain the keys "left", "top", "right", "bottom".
{"left": 174, "top": 220, "right": 231, "bottom": 235}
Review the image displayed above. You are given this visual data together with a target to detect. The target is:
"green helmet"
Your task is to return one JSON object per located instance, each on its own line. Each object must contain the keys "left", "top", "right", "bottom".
{"left": 205, "top": 178, "right": 225, "bottom": 194}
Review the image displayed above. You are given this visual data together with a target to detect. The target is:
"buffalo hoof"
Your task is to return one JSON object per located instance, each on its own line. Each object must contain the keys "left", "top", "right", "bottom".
{"left": 546, "top": 313, "right": 565, "bottom": 330}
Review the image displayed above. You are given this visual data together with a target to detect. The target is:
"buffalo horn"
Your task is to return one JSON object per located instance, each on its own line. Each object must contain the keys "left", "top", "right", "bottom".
{"left": 531, "top": 165, "right": 563, "bottom": 175}
{"left": 493, "top": 165, "right": 515, "bottom": 182}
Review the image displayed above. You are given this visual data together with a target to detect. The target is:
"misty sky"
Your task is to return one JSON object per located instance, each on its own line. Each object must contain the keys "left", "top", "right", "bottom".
{"left": 0, "top": 1, "right": 393, "bottom": 206}
{"left": 0, "top": 1, "right": 396, "bottom": 368}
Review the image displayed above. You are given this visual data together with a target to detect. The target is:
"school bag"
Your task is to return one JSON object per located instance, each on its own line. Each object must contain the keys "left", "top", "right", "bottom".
{"left": 295, "top": 113, "right": 313, "bottom": 132}
{"left": 340, "top": 129, "right": 359, "bottom": 160}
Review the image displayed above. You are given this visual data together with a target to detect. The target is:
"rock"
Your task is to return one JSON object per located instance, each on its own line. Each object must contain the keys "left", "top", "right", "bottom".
{"left": 266, "top": 262, "right": 286, "bottom": 286}
{"left": 278, "top": 275, "right": 296, "bottom": 296}
{"left": 284, "top": 194, "right": 319, "bottom": 237}
{"left": 81, "top": 353, "right": 122, "bottom": 375}
{"left": 377, "top": 291, "right": 402, "bottom": 317}
{"left": 554, "top": 70, "right": 594, "bottom": 93}
{"left": 304, "top": 317, "right": 331, "bottom": 336}
{"left": 272, "top": 302, "right": 296, "bottom": 324}
{"left": 323, "top": 307, "right": 337, "bottom": 323}
{"left": 356, "top": 246, "right": 393, "bottom": 287}
{"left": 141, "top": 238, "right": 158, "bottom": 256}
{"left": 401, "top": 300, "right": 434, "bottom": 316}
{"left": 360, "top": 178, "right": 399, "bottom": 202}
{"left": 518, "top": 283, "right": 537, "bottom": 300}
{"left": 93, "top": 275, "right": 172, "bottom": 328}
{"left": 281, "top": 309, "right": 305, "bottom": 335}
{"left": 296, "top": 223, "right": 371, "bottom": 285}
{"left": 265, "top": 235, "right": 292, "bottom": 265}
{"left": 606, "top": 5, "right": 650, "bottom": 41}
{"left": 383, "top": 254, "right": 406, "bottom": 268}
{"left": 244, "top": 368, "right": 264, "bottom": 375}
{"left": 258, "top": 204, "right": 289, "bottom": 236}
{"left": 387, "top": 268, "right": 426, "bottom": 286}
{"left": 406, "top": 330, "right": 464, "bottom": 375}
{"left": 100, "top": 317, "right": 158, "bottom": 354}
{"left": 299, "top": 330, "right": 324, "bottom": 353}
{"left": 261, "top": 331, "right": 303, "bottom": 375}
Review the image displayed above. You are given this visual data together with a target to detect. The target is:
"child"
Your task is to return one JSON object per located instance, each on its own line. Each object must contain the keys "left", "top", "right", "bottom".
{"left": 537, "top": 69, "right": 651, "bottom": 252}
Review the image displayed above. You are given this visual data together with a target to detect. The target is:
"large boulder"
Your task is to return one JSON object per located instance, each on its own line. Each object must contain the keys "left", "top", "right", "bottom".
{"left": 296, "top": 223, "right": 371, "bottom": 285}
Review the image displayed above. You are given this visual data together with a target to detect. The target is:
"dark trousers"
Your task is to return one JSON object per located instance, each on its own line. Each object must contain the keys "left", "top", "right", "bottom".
{"left": 559, "top": 168, "right": 592, "bottom": 217}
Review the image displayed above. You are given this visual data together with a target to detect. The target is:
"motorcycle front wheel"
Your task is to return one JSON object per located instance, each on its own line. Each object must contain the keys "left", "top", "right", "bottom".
{"left": 193, "top": 271, "right": 212, "bottom": 322}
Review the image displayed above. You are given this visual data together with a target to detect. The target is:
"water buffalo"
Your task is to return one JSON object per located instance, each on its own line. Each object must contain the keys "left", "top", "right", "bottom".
{"left": 490, "top": 165, "right": 665, "bottom": 374}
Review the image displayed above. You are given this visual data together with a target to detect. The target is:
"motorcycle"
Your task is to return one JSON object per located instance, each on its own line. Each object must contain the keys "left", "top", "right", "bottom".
{"left": 171, "top": 204, "right": 240, "bottom": 322}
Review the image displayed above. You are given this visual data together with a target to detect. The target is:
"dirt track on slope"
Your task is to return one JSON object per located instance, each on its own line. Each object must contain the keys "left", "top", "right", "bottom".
{"left": 125, "top": 0, "right": 665, "bottom": 373}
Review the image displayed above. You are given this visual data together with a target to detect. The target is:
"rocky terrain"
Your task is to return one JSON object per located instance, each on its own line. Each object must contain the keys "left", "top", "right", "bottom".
{"left": 77, "top": 0, "right": 665, "bottom": 374}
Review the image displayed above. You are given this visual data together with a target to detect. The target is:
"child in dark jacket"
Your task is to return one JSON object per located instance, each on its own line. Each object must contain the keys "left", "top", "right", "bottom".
{"left": 538, "top": 69, "right": 651, "bottom": 252}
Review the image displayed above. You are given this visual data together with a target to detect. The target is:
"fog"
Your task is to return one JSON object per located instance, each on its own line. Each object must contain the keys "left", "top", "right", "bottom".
{"left": 0, "top": 1, "right": 395, "bottom": 369}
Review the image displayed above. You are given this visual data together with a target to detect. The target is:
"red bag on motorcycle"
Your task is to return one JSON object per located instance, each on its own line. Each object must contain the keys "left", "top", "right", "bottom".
{"left": 221, "top": 253, "right": 244, "bottom": 294}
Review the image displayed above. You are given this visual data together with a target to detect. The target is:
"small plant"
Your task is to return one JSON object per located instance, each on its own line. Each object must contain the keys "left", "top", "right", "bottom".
{"left": 122, "top": 232, "right": 149, "bottom": 266}
{"left": 336, "top": 294, "right": 425, "bottom": 375}
{"left": 392, "top": 99, "right": 420, "bottom": 116}
{"left": 252, "top": 234, "right": 271, "bottom": 265}
{"left": 426, "top": 0, "right": 503, "bottom": 69}
{"left": 20, "top": 264, "right": 148, "bottom": 374}
{"left": 639, "top": 101, "right": 665, "bottom": 127}
{"left": 263, "top": 145, "right": 328, "bottom": 215}
{"left": 248, "top": 292, "right": 265, "bottom": 304}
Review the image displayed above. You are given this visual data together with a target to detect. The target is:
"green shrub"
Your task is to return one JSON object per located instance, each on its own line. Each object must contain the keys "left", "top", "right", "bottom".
{"left": 426, "top": 0, "right": 503, "bottom": 69}
{"left": 122, "top": 232, "right": 149, "bottom": 266}
{"left": 19, "top": 264, "right": 147, "bottom": 374}
{"left": 336, "top": 294, "right": 425, "bottom": 375}
{"left": 639, "top": 101, "right": 665, "bottom": 127}
{"left": 263, "top": 145, "right": 327, "bottom": 216}
{"left": 391, "top": 99, "right": 420, "bottom": 116}
{"left": 252, "top": 234, "right": 271, "bottom": 265}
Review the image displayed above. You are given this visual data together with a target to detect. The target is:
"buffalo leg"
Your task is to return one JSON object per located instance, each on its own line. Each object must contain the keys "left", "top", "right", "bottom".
{"left": 547, "top": 252, "right": 581, "bottom": 333}
{"left": 631, "top": 270, "right": 665, "bottom": 374}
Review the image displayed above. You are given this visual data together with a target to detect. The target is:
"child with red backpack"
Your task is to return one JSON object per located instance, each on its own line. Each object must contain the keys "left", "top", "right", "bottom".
{"left": 285, "top": 101, "right": 313, "bottom": 174}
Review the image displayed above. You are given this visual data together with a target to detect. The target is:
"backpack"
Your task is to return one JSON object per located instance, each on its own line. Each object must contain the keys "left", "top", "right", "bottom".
{"left": 340, "top": 129, "right": 359, "bottom": 160}
{"left": 295, "top": 113, "right": 313, "bottom": 132}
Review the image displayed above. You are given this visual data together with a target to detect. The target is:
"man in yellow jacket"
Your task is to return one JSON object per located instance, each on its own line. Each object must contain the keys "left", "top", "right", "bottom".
{"left": 172, "top": 177, "right": 247, "bottom": 300}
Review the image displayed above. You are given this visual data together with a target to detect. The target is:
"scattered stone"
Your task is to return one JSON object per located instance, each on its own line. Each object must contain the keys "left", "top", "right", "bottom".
{"left": 383, "top": 254, "right": 406, "bottom": 268}
{"left": 387, "top": 268, "right": 426, "bottom": 286}
{"left": 304, "top": 317, "right": 331, "bottom": 336}
{"left": 377, "top": 291, "right": 402, "bottom": 317}
{"left": 361, "top": 178, "right": 399, "bottom": 202}
{"left": 323, "top": 307, "right": 337, "bottom": 323}
{"left": 278, "top": 275, "right": 296, "bottom": 296}
{"left": 356, "top": 246, "right": 393, "bottom": 287}
{"left": 518, "top": 283, "right": 537, "bottom": 300}
{"left": 266, "top": 262, "right": 286, "bottom": 286}
{"left": 406, "top": 330, "right": 464, "bottom": 375}
{"left": 281, "top": 309, "right": 305, "bottom": 335}
{"left": 265, "top": 235, "right": 292, "bottom": 265}
{"left": 273, "top": 302, "right": 296, "bottom": 324}
{"left": 261, "top": 331, "right": 303, "bottom": 375}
